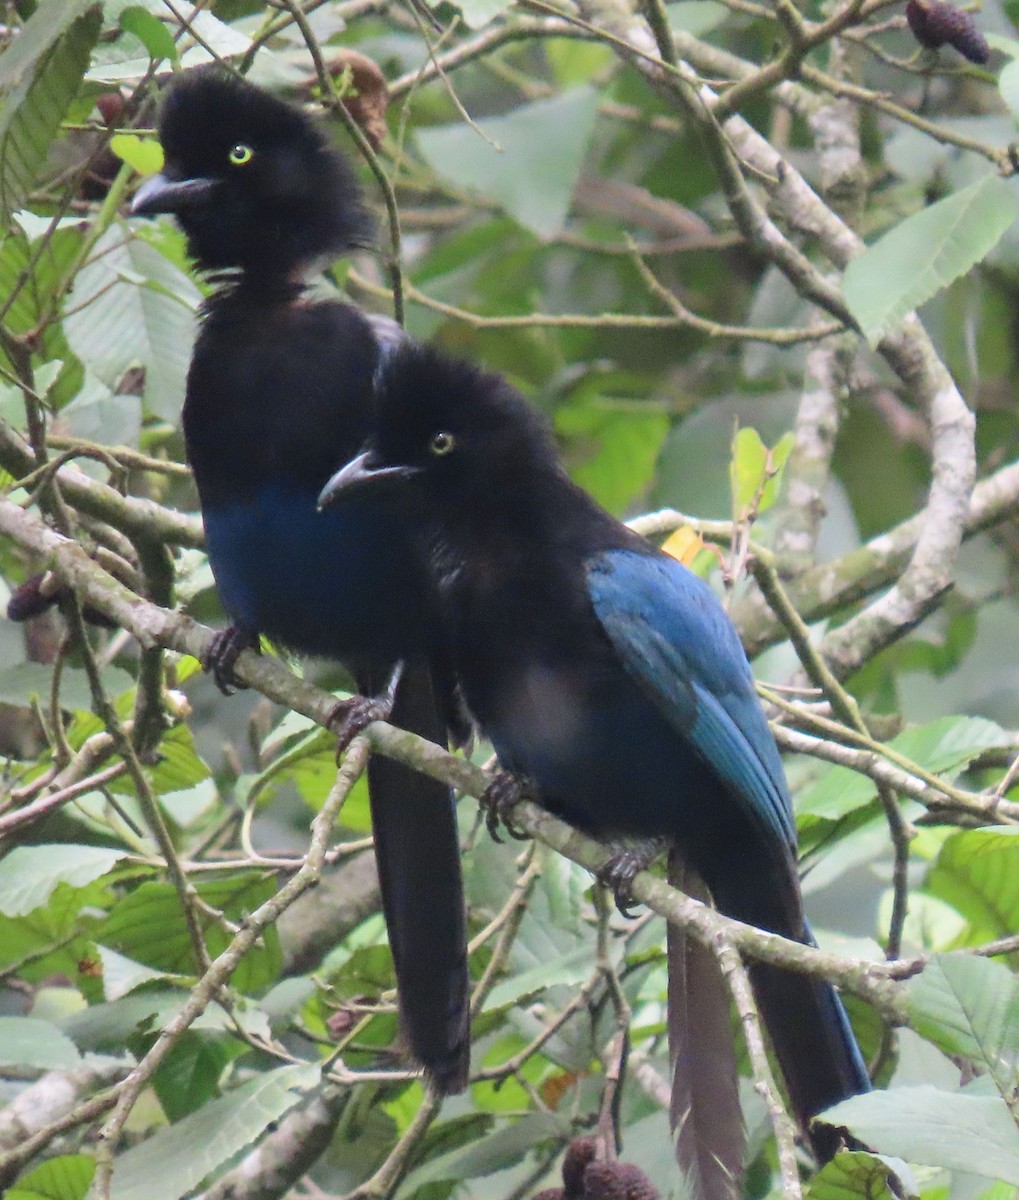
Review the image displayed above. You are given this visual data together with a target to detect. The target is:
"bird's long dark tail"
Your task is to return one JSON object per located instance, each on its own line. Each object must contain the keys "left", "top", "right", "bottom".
{"left": 360, "top": 661, "right": 470, "bottom": 1093}
{"left": 748, "top": 923, "right": 871, "bottom": 1160}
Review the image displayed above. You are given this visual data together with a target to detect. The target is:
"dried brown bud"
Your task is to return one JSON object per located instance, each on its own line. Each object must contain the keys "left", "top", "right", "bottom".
{"left": 905, "top": 0, "right": 990, "bottom": 63}
{"left": 7, "top": 573, "right": 59, "bottom": 621}
{"left": 96, "top": 91, "right": 125, "bottom": 127}
{"left": 583, "top": 1162, "right": 659, "bottom": 1200}
{"left": 562, "top": 1139, "right": 598, "bottom": 1200}
{"left": 296, "top": 51, "right": 390, "bottom": 151}
{"left": 325, "top": 1004, "right": 361, "bottom": 1039}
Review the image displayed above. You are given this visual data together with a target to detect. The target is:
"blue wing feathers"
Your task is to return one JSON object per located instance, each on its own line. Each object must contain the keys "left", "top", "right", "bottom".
{"left": 587, "top": 549, "right": 795, "bottom": 851}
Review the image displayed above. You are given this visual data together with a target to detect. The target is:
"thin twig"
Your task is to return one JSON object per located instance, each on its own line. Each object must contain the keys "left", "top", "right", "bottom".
{"left": 275, "top": 0, "right": 406, "bottom": 323}
{"left": 716, "top": 940, "right": 802, "bottom": 1200}
{"left": 91, "top": 745, "right": 371, "bottom": 1198}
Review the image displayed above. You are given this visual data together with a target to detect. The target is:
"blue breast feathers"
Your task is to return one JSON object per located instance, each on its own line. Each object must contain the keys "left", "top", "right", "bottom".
{"left": 202, "top": 481, "right": 425, "bottom": 662}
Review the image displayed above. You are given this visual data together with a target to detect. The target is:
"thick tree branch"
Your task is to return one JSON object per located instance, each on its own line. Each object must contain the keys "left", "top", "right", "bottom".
{"left": 1, "top": 419, "right": 204, "bottom": 549}
{"left": 0, "top": 495, "right": 909, "bottom": 1019}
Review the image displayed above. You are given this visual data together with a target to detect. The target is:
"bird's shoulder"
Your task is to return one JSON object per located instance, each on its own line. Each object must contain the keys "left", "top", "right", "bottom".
{"left": 585, "top": 547, "right": 751, "bottom": 692}
{"left": 431, "top": 481, "right": 628, "bottom": 675}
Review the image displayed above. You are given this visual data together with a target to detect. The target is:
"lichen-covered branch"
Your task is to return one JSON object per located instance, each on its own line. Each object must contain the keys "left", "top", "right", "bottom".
{"left": 772, "top": 338, "right": 847, "bottom": 572}
{"left": 1, "top": 418, "right": 204, "bottom": 549}
{"left": 0, "top": 1064, "right": 127, "bottom": 1190}
{"left": 0, "top": 495, "right": 908, "bottom": 1020}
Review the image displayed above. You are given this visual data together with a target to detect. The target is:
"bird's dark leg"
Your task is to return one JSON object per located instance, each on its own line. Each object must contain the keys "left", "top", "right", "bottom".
{"left": 203, "top": 625, "right": 260, "bottom": 695}
{"left": 480, "top": 769, "right": 535, "bottom": 843}
{"left": 329, "top": 660, "right": 405, "bottom": 757}
{"left": 597, "top": 837, "right": 668, "bottom": 918}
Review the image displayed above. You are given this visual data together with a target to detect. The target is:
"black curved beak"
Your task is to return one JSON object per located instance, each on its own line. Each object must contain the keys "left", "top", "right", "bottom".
{"left": 317, "top": 451, "right": 420, "bottom": 510}
{"left": 130, "top": 173, "right": 218, "bottom": 217}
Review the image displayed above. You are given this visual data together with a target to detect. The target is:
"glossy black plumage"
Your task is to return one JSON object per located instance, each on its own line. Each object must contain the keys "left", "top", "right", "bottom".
{"left": 319, "top": 345, "right": 872, "bottom": 1194}
{"left": 132, "top": 69, "right": 469, "bottom": 1091}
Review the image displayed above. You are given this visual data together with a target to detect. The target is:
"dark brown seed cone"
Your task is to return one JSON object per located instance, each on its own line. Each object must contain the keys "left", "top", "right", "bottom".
{"left": 7, "top": 573, "right": 119, "bottom": 629}
{"left": 905, "top": 0, "right": 990, "bottom": 62}
{"left": 562, "top": 1140, "right": 598, "bottom": 1200}
{"left": 583, "top": 1162, "right": 660, "bottom": 1200}
{"left": 7, "top": 573, "right": 58, "bottom": 621}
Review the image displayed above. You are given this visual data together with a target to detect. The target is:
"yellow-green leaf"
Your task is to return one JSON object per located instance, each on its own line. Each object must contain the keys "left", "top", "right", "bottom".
{"left": 111, "top": 133, "right": 164, "bottom": 177}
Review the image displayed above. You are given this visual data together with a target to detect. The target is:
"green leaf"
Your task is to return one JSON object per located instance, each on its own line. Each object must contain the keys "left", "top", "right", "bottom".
{"left": 823, "top": 1087, "right": 1019, "bottom": 1185}
{"left": 798, "top": 715, "right": 1008, "bottom": 823}
{"left": 13, "top": 212, "right": 85, "bottom": 240}
{"left": 110, "top": 133, "right": 164, "bottom": 177}
{"left": 803, "top": 1150, "right": 901, "bottom": 1200}
{"left": 64, "top": 223, "right": 200, "bottom": 424}
{"left": 758, "top": 429, "right": 795, "bottom": 513}
{"left": 0, "top": 899, "right": 92, "bottom": 979}
{"left": 248, "top": 726, "right": 339, "bottom": 809}
{"left": 556, "top": 397, "right": 669, "bottom": 516}
{"left": 154, "top": 1031, "right": 242, "bottom": 1121}
{"left": 160, "top": 779, "right": 218, "bottom": 828}
{"left": 61, "top": 373, "right": 141, "bottom": 449}
{"left": 545, "top": 40, "right": 614, "bottom": 87}
{"left": 6, "top": 1154, "right": 95, "bottom": 1200}
{"left": 975, "top": 1185, "right": 1019, "bottom": 1200}
{"left": 729, "top": 426, "right": 767, "bottom": 514}
{"left": 0, "top": 662, "right": 134, "bottom": 711}
{"left": 99, "top": 874, "right": 281, "bottom": 990}
{"left": 404, "top": 1111, "right": 570, "bottom": 1186}
{"left": 118, "top": 7, "right": 177, "bottom": 63}
{"left": 416, "top": 89, "right": 601, "bottom": 239}
{"left": 666, "top": 1, "right": 730, "bottom": 35}
{"left": 843, "top": 175, "right": 1018, "bottom": 347}
{"left": 987, "top": 32, "right": 1019, "bottom": 58}
{"left": 0, "top": 845, "right": 126, "bottom": 917}
{"left": 907, "top": 954, "right": 1019, "bottom": 1096}
{"left": 0, "top": 0, "right": 97, "bottom": 95}
{"left": 926, "top": 826, "right": 1019, "bottom": 944}
{"left": 178, "top": 5, "right": 252, "bottom": 61}
{"left": 999, "top": 57, "right": 1019, "bottom": 117}
{"left": 434, "top": 0, "right": 512, "bottom": 28}
{"left": 892, "top": 715, "right": 1009, "bottom": 771}
{"left": 0, "top": 1016, "right": 81, "bottom": 1069}
{"left": 62, "top": 991, "right": 220, "bottom": 1050}
{"left": 97, "top": 945, "right": 166, "bottom": 1000}
{"left": 0, "top": 224, "right": 84, "bottom": 408}
{"left": 0, "top": 6, "right": 102, "bottom": 222}
{"left": 728, "top": 426, "right": 794, "bottom": 517}
{"left": 146, "top": 724, "right": 210, "bottom": 795}
{"left": 108, "top": 1064, "right": 319, "bottom": 1200}
{"left": 483, "top": 947, "right": 593, "bottom": 1010}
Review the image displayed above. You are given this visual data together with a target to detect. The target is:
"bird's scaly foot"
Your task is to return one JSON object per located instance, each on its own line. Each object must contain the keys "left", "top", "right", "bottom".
{"left": 328, "top": 692, "right": 395, "bottom": 758}
{"left": 328, "top": 663, "right": 405, "bottom": 758}
{"left": 480, "top": 770, "right": 534, "bottom": 843}
{"left": 203, "top": 625, "right": 260, "bottom": 695}
{"left": 597, "top": 838, "right": 668, "bottom": 918}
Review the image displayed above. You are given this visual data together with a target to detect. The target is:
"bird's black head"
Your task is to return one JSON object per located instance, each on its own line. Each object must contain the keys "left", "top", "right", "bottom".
{"left": 131, "top": 69, "right": 371, "bottom": 277}
{"left": 318, "top": 343, "right": 559, "bottom": 511}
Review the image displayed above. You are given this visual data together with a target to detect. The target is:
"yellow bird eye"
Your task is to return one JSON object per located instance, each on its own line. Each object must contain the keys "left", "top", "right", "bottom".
{"left": 430, "top": 431, "right": 456, "bottom": 456}
{"left": 228, "top": 143, "right": 254, "bottom": 166}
